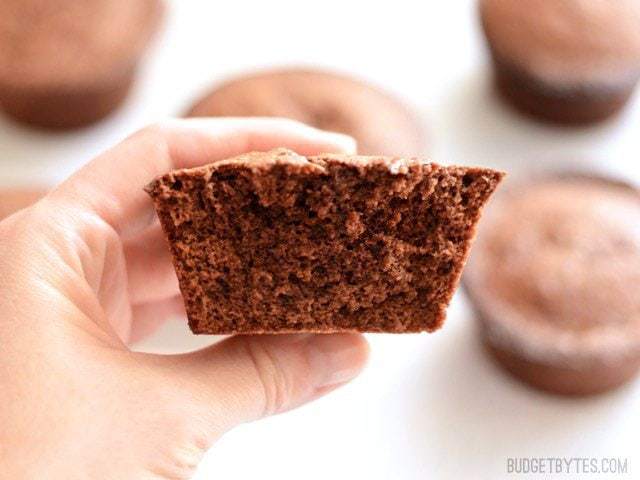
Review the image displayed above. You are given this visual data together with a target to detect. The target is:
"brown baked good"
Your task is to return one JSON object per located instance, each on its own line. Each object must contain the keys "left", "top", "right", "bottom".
{"left": 186, "top": 69, "right": 426, "bottom": 157}
{"left": 479, "top": 0, "right": 640, "bottom": 124}
{"left": 146, "top": 148, "right": 503, "bottom": 334}
{"left": 465, "top": 175, "right": 640, "bottom": 395}
{"left": 0, "top": 186, "right": 47, "bottom": 220}
{"left": 0, "top": 0, "right": 164, "bottom": 129}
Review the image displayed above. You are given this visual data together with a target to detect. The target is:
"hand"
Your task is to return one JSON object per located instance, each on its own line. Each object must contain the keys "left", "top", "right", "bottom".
{"left": 0, "top": 119, "right": 369, "bottom": 479}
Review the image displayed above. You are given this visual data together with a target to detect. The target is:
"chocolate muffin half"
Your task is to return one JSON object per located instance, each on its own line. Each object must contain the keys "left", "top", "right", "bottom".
{"left": 479, "top": 0, "right": 640, "bottom": 124}
{"left": 186, "top": 69, "right": 426, "bottom": 157}
{"left": 465, "top": 175, "right": 640, "bottom": 395}
{"left": 146, "top": 148, "right": 503, "bottom": 334}
{"left": 0, "top": 0, "right": 164, "bottom": 129}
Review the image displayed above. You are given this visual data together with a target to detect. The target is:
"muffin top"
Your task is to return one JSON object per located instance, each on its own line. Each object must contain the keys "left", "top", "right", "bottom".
{"left": 0, "top": 0, "right": 163, "bottom": 88}
{"left": 480, "top": 0, "right": 640, "bottom": 87}
{"left": 187, "top": 69, "right": 426, "bottom": 157}
{"left": 465, "top": 176, "right": 640, "bottom": 362}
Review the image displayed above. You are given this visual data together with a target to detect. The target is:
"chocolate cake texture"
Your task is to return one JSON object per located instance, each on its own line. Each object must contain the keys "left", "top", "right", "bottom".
{"left": 146, "top": 148, "right": 503, "bottom": 334}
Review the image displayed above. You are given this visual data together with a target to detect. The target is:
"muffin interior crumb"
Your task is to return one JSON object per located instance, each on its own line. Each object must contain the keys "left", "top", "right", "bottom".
{"left": 147, "top": 149, "right": 503, "bottom": 334}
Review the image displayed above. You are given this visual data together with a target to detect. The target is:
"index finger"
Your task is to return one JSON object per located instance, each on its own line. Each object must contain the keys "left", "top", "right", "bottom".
{"left": 51, "top": 117, "right": 356, "bottom": 237}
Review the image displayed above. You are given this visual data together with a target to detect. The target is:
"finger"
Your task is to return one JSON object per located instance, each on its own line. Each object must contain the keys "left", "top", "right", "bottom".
{"left": 51, "top": 118, "right": 356, "bottom": 238}
{"left": 161, "top": 333, "right": 369, "bottom": 430}
{"left": 129, "top": 296, "right": 185, "bottom": 344}
{"left": 124, "top": 223, "right": 179, "bottom": 304}
{"left": 0, "top": 187, "right": 49, "bottom": 221}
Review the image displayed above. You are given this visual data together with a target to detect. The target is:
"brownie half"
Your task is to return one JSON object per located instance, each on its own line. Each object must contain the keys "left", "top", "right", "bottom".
{"left": 146, "top": 149, "right": 503, "bottom": 334}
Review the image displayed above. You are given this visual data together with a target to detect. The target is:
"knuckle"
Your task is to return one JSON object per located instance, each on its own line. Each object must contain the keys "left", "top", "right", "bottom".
{"left": 134, "top": 122, "right": 174, "bottom": 151}
{"left": 0, "top": 208, "right": 30, "bottom": 240}
{"left": 125, "top": 122, "right": 173, "bottom": 165}
{"left": 243, "top": 338, "right": 292, "bottom": 417}
{"left": 138, "top": 121, "right": 171, "bottom": 139}
{"left": 163, "top": 442, "right": 205, "bottom": 479}
{"left": 0, "top": 200, "right": 60, "bottom": 254}
{"left": 147, "top": 415, "right": 209, "bottom": 480}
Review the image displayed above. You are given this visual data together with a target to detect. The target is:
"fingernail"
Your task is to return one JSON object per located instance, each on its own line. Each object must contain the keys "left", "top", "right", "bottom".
{"left": 322, "top": 132, "right": 357, "bottom": 154}
{"left": 305, "top": 333, "right": 369, "bottom": 388}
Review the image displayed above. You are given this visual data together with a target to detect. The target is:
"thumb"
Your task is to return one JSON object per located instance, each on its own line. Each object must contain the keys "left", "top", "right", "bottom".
{"left": 160, "top": 333, "right": 369, "bottom": 431}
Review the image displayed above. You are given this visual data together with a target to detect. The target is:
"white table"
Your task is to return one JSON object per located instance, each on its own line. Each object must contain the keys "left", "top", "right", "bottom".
{"left": 2, "top": 1, "right": 638, "bottom": 478}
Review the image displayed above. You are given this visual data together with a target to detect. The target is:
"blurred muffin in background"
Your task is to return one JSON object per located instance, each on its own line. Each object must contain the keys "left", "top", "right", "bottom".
{"left": 464, "top": 174, "right": 640, "bottom": 395}
{"left": 0, "top": 0, "right": 164, "bottom": 129}
{"left": 0, "top": 187, "right": 47, "bottom": 220}
{"left": 186, "top": 68, "right": 427, "bottom": 157}
{"left": 479, "top": 0, "right": 640, "bottom": 124}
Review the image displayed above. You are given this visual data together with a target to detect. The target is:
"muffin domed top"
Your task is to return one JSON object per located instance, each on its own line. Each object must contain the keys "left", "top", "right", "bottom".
{"left": 465, "top": 176, "right": 640, "bottom": 361}
{"left": 187, "top": 69, "right": 426, "bottom": 157}
{"left": 480, "top": 0, "right": 640, "bottom": 87}
{"left": 0, "top": 0, "right": 163, "bottom": 88}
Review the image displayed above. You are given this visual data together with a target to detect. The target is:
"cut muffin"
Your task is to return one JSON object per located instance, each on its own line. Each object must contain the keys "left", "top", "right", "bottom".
{"left": 146, "top": 148, "right": 503, "bottom": 334}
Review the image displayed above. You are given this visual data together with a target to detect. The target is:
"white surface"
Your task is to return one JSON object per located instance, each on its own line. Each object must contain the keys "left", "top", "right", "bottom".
{"left": 2, "top": 1, "right": 640, "bottom": 479}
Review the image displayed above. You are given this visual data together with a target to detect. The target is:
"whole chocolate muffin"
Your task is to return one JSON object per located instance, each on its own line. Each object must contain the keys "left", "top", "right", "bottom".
{"left": 186, "top": 69, "right": 426, "bottom": 157}
{"left": 465, "top": 175, "right": 640, "bottom": 395}
{"left": 479, "top": 0, "right": 640, "bottom": 124}
{"left": 0, "top": 0, "right": 164, "bottom": 129}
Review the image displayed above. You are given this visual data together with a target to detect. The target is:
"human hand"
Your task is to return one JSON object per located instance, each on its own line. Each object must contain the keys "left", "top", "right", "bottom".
{"left": 0, "top": 119, "right": 369, "bottom": 479}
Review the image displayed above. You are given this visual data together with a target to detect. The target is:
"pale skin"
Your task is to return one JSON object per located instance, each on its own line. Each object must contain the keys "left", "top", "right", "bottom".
{"left": 0, "top": 118, "right": 370, "bottom": 479}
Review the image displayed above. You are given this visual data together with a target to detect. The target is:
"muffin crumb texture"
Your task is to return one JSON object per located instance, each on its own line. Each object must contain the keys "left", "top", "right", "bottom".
{"left": 146, "top": 148, "right": 503, "bottom": 334}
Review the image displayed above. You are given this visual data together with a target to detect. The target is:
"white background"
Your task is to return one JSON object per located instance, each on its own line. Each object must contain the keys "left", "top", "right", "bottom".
{"left": 2, "top": 1, "right": 639, "bottom": 479}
